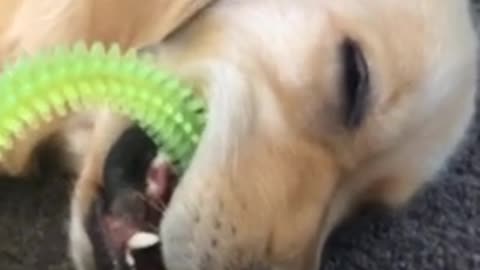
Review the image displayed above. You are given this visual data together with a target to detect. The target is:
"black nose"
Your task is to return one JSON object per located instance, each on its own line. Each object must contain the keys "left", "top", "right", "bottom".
{"left": 103, "top": 125, "right": 158, "bottom": 207}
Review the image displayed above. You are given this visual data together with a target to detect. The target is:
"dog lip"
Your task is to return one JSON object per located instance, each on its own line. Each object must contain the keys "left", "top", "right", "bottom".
{"left": 87, "top": 194, "right": 166, "bottom": 270}
{"left": 103, "top": 215, "right": 139, "bottom": 251}
{"left": 85, "top": 197, "right": 130, "bottom": 270}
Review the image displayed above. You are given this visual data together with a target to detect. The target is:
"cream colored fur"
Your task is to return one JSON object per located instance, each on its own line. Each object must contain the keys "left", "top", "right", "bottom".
{"left": 0, "top": 1, "right": 478, "bottom": 270}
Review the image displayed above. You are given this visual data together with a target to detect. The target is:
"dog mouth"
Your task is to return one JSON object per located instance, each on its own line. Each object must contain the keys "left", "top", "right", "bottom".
{"left": 87, "top": 158, "right": 176, "bottom": 270}
{"left": 85, "top": 126, "right": 178, "bottom": 270}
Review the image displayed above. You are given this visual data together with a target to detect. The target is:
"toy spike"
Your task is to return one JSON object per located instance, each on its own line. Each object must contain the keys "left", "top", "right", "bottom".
{"left": 0, "top": 42, "right": 206, "bottom": 171}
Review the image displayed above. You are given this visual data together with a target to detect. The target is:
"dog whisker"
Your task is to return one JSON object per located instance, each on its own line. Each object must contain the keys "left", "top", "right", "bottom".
{"left": 130, "top": 191, "right": 165, "bottom": 213}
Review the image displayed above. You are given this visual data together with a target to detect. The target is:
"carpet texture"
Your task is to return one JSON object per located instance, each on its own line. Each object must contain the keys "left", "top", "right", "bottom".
{"left": 0, "top": 3, "right": 479, "bottom": 270}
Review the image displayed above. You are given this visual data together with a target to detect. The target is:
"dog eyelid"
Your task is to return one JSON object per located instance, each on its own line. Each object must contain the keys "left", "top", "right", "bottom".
{"left": 340, "top": 38, "right": 370, "bottom": 129}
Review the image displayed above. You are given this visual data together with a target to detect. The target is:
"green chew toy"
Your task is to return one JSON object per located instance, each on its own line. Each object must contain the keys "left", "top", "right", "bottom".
{"left": 0, "top": 42, "right": 206, "bottom": 171}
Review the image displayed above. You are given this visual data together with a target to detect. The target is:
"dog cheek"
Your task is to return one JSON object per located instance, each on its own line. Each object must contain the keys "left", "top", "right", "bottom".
{"left": 238, "top": 140, "right": 337, "bottom": 265}
{"left": 272, "top": 174, "right": 337, "bottom": 263}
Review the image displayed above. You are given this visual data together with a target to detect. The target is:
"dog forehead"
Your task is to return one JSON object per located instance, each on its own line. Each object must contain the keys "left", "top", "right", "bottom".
{"left": 216, "top": 1, "right": 331, "bottom": 43}
{"left": 209, "top": 1, "right": 339, "bottom": 87}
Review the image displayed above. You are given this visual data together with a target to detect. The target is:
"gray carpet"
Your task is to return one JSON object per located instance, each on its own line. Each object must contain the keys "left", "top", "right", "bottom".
{"left": 1, "top": 3, "right": 480, "bottom": 270}
{"left": 322, "top": 131, "right": 480, "bottom": 270}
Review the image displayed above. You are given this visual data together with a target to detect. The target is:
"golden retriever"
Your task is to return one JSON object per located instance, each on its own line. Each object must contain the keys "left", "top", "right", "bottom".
{"left": 0, "top": 0, "right": 478, "bottom": 270}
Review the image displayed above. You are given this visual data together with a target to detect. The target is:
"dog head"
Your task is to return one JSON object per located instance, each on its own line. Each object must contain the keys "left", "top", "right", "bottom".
{"left": 65, "top": 0, "right": 478, "bottom": 270}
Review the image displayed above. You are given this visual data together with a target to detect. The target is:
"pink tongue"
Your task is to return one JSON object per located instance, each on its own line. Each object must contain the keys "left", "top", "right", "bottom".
{"left": 146, "top": 158, "right": 176, "bottom": 203}
{"left": 147, "top": 164, "right": 169, "bottom": 201}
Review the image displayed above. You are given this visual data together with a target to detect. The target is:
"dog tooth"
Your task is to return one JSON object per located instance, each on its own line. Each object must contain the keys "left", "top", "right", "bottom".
{"left": 127, "top": 232, "right": 160, "bottom": 250}
{"left": 125, "top": 251, "right": 135, "bottom": 267}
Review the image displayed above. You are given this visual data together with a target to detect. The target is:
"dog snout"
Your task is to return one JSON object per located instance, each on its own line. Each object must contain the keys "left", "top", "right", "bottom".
{"left": 160, "top": 131, "right": 339, "bottom": 270}
{"left": 160, "top": 188, "right": 271, "bottom": 270}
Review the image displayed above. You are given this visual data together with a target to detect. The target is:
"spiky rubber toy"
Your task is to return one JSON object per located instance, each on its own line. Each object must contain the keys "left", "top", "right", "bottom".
{"left": 0, "top": 42, "right": 206, "bottom": 171}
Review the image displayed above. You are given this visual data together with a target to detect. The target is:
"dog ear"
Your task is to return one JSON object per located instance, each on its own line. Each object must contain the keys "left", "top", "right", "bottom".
{"left": 0, "top": 0, "right": 213, "bottom": 63}
{"left": 87, "top": 0, "right": 214, "bottom": 48}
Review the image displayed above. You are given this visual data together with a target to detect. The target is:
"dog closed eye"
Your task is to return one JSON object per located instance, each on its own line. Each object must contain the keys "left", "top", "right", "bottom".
{"left": 340, "top": 38, "right": 370, "bottom": 129}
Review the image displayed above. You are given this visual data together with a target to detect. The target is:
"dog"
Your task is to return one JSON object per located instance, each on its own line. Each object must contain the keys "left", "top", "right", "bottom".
{"left": 0, "top": 0, "right": 478, "bottom": 270}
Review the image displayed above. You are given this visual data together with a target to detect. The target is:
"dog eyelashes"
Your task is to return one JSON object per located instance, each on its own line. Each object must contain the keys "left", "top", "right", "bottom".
{"left": 340, "top": 38, "right": 370, "bottom": 129}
